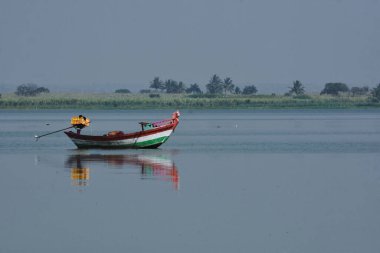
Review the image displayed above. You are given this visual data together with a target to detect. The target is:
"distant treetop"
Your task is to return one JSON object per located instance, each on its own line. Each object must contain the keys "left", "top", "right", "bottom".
{"left": 242, "top": 85, "right": 258, "bottom": 95}
{"left": 223, "top": 77, "right": 235, "bottom": 95}
{"left": 289, "top": 80, "right": 305, "bottom": 95}
{"left": 150, "top": 77, "right": 164, "bottom": 91}
{"left": 206, "top": 74, "right": 223, "bottom": 94}
{"left": 321, "top": 83, "right": 349, "bottom": 95}
{"left": 186, "top": 83, "right": 202, "bottom": 94}
{"left": 15, "top": 83, "right": 50, "bottom": 96}
{"left": 115, "top": 89, "right": 131, "bottom": 94}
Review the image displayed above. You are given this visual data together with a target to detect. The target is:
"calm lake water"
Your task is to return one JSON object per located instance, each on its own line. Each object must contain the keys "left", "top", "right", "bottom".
{"left": 1, "top": 109, "right": 380, "bottom": 253}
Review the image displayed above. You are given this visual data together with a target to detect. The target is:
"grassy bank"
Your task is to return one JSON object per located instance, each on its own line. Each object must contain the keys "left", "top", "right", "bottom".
{"left": 0, "top": 93, "right": 379, "bottom": 109}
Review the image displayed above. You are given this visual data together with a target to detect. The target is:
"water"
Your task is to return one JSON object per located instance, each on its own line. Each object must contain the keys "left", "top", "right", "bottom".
{"left": 0, "top": 109, "right": 380, "bottom": 253}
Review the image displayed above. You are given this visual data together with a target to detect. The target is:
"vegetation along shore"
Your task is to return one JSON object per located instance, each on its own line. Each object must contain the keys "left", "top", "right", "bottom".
{"left": 1, "top": 75, "right": 380, "bottom": 109}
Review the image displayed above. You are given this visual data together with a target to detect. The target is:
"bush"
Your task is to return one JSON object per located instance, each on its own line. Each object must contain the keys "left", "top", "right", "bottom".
{"left": 293, "top": 94, "right": 311, "bottom": 99}
{"left": 140, "top": 89, "right": 151, "bottom": 94}
{"left": 149, "top": 94, "right": 160, "bottom": 98}
{"left": 115, "top": 89, "right": 131, "bottom": 94}
{"left": 187, "top": 93, "right": 219, "bottom": 98}
{"left": 351, "top": 86, "right": 369, "bottom": 96}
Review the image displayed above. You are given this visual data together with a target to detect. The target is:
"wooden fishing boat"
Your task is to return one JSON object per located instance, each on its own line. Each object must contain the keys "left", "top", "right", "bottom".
{"left": 64, "top": 111, "right": 180, "bottom": 149}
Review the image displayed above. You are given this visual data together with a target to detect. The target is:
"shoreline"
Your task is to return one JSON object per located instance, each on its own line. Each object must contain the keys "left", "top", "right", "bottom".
{"left": 0, "top": 93, "right": 379, "bottom": 110}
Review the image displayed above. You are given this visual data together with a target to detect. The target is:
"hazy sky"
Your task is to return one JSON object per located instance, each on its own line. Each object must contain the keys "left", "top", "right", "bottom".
{"left": 0, "top": 0, "right": 379, "bottom": 93}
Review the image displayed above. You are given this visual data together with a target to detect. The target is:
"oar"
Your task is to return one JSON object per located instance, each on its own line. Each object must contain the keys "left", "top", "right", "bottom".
{"left": 35, "top": 126, "right": 73, "bottom": 141}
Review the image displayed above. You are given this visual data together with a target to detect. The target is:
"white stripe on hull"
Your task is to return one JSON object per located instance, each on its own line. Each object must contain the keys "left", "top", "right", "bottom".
{"left": 71, "top": 129, "right": 173, "bottom": 147}
{"left": 135, "top": 155, "right": 173, "bottom": 167}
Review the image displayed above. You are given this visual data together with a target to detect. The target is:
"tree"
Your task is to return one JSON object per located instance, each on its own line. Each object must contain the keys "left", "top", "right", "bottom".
{"left": 351, "top": 86, "right": 369, "bottom": 96}
{"left": 223, "top": 77, "right": 235, "bottom": 95}
{"left": 178, "top": 81, "right": 186, "bottom": 93}
{"left": 35, "top": 87, "right": 49, "bottom": 94}
{"left": 242, "top": 85, "right": 258, "bottom": 95}
{"left": 206, "top": 74, "right": 223, "bottom": 94}
{"left": 164, "top": 79, "right": 186, "bottom": 93}
{"left": 289, "top": 80, "right": 305, "bottom": 95}
{"left": 15, "top": 83, "right": 50, "bottom": 96}
{"left": 371, "top": 83, "right": 380, "bottom": 102}
{"left": 320, "top": 83, "right": 349, "bottom": 95}
{"left": 164, "top": 79, "right": 175, "bottom": 93}
{"left": 234, "top": 86, "right": 241, "bottom": 94}
{"left": 115, "top": 89, "right": 131, "bottom": 94}
{"left": 186, "top": 83, "right": 202, "bottom": 94}
{"left": 149, "top": 77, "right": 164, "bottom": 91}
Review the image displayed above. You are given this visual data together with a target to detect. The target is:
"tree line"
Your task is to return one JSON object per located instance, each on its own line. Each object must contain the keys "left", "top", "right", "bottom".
{"left": 138, "top": 75, "right": 380, "bottom": 100}
{"left": 145, "top": 75, "right": 258, "bottom": 95}
{"left": 287, "top": 81, "right": 377, "bottom": 100}
{"left": 6, "top": 79, "right": 380, "bottom": 102}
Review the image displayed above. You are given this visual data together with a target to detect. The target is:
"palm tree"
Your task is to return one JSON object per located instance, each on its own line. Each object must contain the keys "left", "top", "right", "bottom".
{"left": 164, "top": 79, "right": 177, "bottom": 93}
{"left": 178, "top": 81, "right": 186, "bottom": 93}
{"left": 223, "top": 77, "right": 235, "bottom": 95}
{"left": 289, "top": 80, "right": 305, "bottom": 95}
{"left": 206, "top": 74, "right": 223, "bottom": 94}
{"left": 186, "top": 83, "right": 202, "bottom": 94}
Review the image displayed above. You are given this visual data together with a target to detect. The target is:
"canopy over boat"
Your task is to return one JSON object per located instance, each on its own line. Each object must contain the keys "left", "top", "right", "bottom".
{"left": 64, "top": 111, "right": 180, "bottom": 149}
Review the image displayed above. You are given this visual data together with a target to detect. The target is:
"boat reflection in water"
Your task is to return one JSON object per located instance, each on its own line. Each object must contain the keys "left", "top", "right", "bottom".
{"left": 71, "top": 167, "right": 90, "bottom": 187}
{"left": 65, "top": 153, "right": 179, "bottom": 190}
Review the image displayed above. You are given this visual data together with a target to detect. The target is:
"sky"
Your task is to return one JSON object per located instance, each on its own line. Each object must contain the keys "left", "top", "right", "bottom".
{"left": 0, "top": 0, "right": 379, "bottom": 93}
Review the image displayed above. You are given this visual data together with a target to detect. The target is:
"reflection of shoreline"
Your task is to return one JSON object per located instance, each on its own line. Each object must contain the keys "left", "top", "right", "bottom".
{"left": 65, "top": 154, "right": 179, "bottom": 190}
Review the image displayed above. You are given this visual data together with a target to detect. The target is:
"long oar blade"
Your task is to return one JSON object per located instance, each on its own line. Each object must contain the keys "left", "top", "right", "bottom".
{"left": 35, "top": 126, "right": 73, "bottom": 141}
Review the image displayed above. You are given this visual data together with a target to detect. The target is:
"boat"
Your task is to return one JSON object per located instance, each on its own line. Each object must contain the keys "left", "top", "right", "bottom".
{"left": 64, "top": 111, "right": 180, "bottom": 149}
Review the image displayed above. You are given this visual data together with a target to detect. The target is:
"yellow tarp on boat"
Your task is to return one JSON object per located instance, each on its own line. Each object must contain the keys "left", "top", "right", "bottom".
{"left": 71, "top": 115, "right": 90, "bottom": 127}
